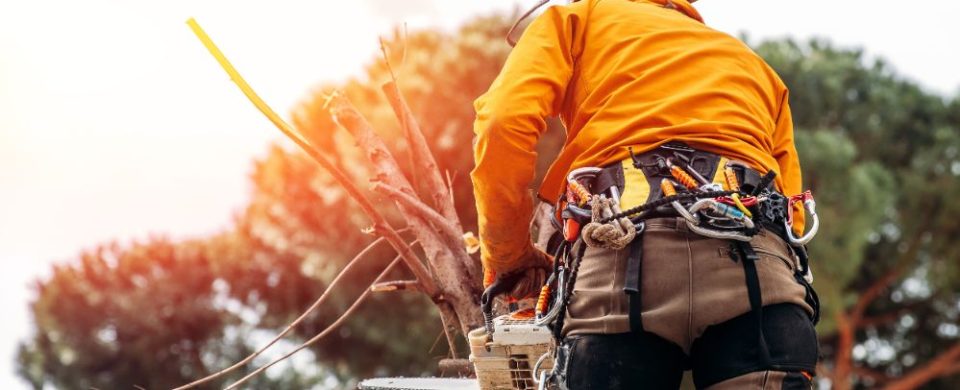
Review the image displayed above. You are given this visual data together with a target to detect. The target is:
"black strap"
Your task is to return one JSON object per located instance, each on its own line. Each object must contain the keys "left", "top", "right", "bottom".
{"left": 793, "top": 246, "right": 821, "bottom": 325}
{"left": 624, "top": 235, "right": 644, "bottom": 332}
{"left": 732, "top": 240, "right": 772, "bottom": 366}
{"left": 592, "top": 164, "right": 624, "bottom": 199}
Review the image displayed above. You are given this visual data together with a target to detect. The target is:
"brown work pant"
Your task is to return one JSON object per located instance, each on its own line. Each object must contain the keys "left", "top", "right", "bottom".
{"left": 562, "top": 217, "right": 816, "bottom": 388}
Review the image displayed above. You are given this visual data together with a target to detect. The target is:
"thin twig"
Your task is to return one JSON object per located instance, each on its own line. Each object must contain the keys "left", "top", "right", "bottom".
{"left": 370, "top": 280, "right": 422, "bottom": 292}
{"left": 170, "top": 237, "right": 396, "bottom": 389}
{"left": 223, "top": 256, "right": 404, "bottom": 390}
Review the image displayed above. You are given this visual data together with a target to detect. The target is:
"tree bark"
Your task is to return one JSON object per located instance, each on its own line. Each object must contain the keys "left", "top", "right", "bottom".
{"left": 382, "top": 81, "right": 463, "bottom": 232}
{"left": 834, "top": 310, "right": 855, "bottom": 390}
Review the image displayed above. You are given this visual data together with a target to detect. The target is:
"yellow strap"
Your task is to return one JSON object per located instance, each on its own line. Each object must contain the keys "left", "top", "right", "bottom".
{"left": 711, "top": 157, "right": 729, "bottom": 187}
{"left": 186, "top": 18, "right": 305, "bottom": 146}
{"left": 619, "top": 159, "right": 650, "bottom": 211}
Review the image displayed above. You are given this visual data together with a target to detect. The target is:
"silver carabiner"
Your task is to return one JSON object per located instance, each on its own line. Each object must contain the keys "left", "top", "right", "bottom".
{"left": 785, "top": 198, "right": 819, "bottom": 246}
{"left": 532, "top": 350, "right": 552, "bottom": 389}
{"left": 566, "top": 167, "right": 602, "bottom": 184}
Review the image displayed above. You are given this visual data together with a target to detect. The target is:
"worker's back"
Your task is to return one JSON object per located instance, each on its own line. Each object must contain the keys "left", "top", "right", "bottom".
{"left": 474, "top": 0, "right": 796, "bottom": 206}
{"left": 472, "top": 3, "right": 820, "bottom": 389}
{"left": 472, "top": 0, "right": 802, "bottom": 278}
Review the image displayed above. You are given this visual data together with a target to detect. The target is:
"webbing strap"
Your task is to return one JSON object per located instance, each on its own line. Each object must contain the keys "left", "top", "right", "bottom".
{"left": 624, "top": 236, "right": 644, "bottom": 332}
{"left": 733, "top": 240, "right": 772, "bottom": 366}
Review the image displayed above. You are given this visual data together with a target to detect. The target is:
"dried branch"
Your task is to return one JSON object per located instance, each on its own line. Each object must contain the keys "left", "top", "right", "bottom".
{"left": 884, "top": 342, "right": 960, "bottom": 390}
{"left": 379, "top": 37, "right": 421, "bottom": 196}
{"left": 378, "top": 33, "right": 459, "bottom": 227}
{"left": 381, "top": 80, "right": 461, "bottom": 229}
{"left": 224, "top": 256, "right": 405, "bottom": 390}
{"left": 186, "top": 20, "right": 439, "bottom": 301}
{"left": 171, "top": 237, "right": 398, "bottom": 390}
{"left": 374, "top": 182, "right": 464, "bottom": 250}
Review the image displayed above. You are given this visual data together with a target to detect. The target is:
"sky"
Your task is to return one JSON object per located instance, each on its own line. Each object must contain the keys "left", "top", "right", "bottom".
{"left": 1, "top": 0, "right": 958, "bottom": 388}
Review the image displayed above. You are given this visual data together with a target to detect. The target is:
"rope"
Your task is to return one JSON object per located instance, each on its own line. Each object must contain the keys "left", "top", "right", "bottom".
{"left": 599, "top": 190, "right": 738, "bottom": 223}
{"left": 581, "top": 196, "right": 636, "bottom": 250}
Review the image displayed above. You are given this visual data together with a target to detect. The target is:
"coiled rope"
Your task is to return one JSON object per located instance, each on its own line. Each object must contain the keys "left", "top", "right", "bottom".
{"left": 581, "top": 196, "right": 637, "bottom": 250}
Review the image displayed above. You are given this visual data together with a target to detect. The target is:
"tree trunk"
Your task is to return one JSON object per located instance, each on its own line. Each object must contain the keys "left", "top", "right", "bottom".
{"left": 833, "top": 310, "right": 855, "bottom": 390}
{"left": 328, "top": 95, "right": 484, "bottom": 335}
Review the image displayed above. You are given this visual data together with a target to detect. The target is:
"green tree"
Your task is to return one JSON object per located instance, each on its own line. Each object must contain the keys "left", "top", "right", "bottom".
{"left": 17, "top": 15, "right": 960, "bottom": 390}
{"left": 756, "top": 39, "right": 960, "bottom": 389}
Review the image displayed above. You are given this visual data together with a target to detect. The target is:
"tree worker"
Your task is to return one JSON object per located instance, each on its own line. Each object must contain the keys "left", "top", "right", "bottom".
{"left": 471, "top": 0, "right": 820, "bottom": 389}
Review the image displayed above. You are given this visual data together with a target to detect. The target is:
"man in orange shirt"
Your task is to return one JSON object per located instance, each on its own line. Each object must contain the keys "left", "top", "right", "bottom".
{"left": 472, "top": 0, "right": 820, "bottom": 388}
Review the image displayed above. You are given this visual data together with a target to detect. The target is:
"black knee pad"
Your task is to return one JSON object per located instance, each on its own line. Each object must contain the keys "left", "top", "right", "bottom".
{"left": 563, "top": 332, "right": 687, "bottom": 390}
{"left": 690, "top": 303, "right": 819, "bottom": 388}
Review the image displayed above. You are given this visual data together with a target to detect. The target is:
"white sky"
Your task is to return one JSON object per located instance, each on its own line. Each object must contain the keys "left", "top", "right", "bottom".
{"left": 1, "top": 0, "right": 958, "bottom": 388}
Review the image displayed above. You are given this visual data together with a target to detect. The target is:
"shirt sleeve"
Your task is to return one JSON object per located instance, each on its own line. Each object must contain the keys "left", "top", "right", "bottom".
{"left": 771, "top": 89, "right": 806, "bottom": 236}
{"left": 471, "top": 4, "right": 585, "bottom": 278}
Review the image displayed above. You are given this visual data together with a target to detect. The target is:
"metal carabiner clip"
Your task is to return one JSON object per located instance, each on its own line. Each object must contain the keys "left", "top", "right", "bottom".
{"left": 683, "top": 198, "right": 755, "bottom": 242}
{"left": 785, "top": 193, "right": 819, "bottom": 246}
{"left": 532, "top": 350, "right": 553, "bottom": 390}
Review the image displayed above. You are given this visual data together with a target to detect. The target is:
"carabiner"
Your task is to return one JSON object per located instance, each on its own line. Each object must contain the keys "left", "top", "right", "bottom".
{"left": 672, "top": 201, "right": 700, "bottom": 224}
{"left": 785, "top": 192, "right": 819, "bottom": 246}
{"left": 532, "top": 351, "right": 552, "bottom": 389}
{"left": 686, "top": 220, "right": 753, "bottom": 242}
{"left": 687, "top": 198, "right": 755, "bottom": 230}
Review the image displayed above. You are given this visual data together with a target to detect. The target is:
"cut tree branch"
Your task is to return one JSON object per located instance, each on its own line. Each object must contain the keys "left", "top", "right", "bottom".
{"left": 378, "top": 37, "right": 460, "bottom": 230}
{"left": 186, "top": 19, "right": 440, "bottom": 301}
{"left": 328, "top": 93, "right": 484, "bottom": 334}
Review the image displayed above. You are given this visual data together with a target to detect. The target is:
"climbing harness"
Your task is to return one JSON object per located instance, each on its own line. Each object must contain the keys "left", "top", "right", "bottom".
{"left": 520, "top": 142, "right": 822, "bottom": 389}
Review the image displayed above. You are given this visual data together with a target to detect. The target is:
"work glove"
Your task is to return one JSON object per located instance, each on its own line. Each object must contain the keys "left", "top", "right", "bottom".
{"left": 483, "top": 246, "right": 552, "bottom": 300}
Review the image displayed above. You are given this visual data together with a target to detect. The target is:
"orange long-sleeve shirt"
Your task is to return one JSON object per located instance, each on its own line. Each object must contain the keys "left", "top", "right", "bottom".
{"left": 472, "top": 0, "right": 803, "bottom": 275}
